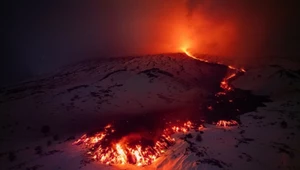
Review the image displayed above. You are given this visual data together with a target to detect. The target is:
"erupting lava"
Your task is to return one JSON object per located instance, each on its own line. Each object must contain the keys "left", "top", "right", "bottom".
{"left": 73, "top": 49, "right": 244, "bottom": 167}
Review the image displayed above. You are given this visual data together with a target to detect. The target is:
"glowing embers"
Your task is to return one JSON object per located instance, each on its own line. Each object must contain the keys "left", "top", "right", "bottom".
{"left": 220, "top": 79, "right": 232, "bottom": 91}
{"left": 215, "top": 120, "right": 239, "bottom": 127}
{"left": 73, "top": 121, "right": 195, "bottom": 166}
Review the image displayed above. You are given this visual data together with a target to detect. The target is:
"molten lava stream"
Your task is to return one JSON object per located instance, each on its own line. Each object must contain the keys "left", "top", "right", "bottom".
{"left": 73, "top": 121, "right": 198, "bottom": 166}
{"left": 74, "top": 50, "right": 243, "bottom": 167}
{"left": 182, "top": 48, "right": 246, "bottom": 92}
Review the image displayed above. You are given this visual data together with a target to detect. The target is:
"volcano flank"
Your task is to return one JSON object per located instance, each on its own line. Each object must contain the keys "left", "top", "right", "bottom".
{"left": 0, "top": 53, "right": 270, "bottom": 169}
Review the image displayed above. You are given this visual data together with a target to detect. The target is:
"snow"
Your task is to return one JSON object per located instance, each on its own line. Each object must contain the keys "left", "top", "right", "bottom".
{"left": 1, "top": 53, "right": 300, "bottom": 170}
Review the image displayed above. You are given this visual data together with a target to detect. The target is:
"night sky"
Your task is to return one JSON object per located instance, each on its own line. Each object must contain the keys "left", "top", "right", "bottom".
{"left": 3, "top": 0, "right": 300, "bottom": 86}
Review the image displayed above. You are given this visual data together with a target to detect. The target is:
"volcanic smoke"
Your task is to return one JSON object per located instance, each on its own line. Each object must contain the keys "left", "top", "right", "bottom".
{"left": 69, "top": 0, "right": 277, "bottom": 167}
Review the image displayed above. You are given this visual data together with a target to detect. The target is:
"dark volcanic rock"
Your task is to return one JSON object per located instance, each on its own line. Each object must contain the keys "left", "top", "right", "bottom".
{"left": 280, "top": 121, "right": 288, "bottom": 128}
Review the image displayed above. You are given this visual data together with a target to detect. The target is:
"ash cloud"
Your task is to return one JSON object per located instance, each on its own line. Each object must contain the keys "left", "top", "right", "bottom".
{"left": 4, "top": 0, "right": 300, "bottom": 85}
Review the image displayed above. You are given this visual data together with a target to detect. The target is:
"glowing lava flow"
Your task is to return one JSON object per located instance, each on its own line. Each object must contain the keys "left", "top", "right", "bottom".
{"left": 74, "top": 50, "right": 243, "bottom": 167}
{"left": 73, "top": 121, "right": 197, "bottom": 166}
{"left": 182, "top": 48, "right": 242, "bottom": 128}
{"left": 182, "top": 48, "right": 246, "bottom": 92}
{"left": 182, "top": 48, "right": 210, "bottom": 63}
{"left": 216, "top": 120, "right": 239, "bottom": 127}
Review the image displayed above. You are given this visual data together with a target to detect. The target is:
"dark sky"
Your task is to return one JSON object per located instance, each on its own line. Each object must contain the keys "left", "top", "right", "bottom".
{"left": 3, "top": 0, "right": 300, "bottom": 86}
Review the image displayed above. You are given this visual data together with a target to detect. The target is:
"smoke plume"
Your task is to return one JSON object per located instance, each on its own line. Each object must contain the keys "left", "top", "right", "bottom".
{"left": 4, "top": 0, "right": 299, "bottom": 85}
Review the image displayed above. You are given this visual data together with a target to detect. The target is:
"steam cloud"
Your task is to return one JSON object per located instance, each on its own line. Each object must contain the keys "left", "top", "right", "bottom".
{"left": 4, "top": 0, "right": 299, "bottom": 85}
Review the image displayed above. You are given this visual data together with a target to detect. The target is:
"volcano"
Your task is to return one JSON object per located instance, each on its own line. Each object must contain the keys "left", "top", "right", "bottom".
{"left": 0, "top": 53, "right": 228, "bottom": 142}
{"left": 1, "top": 53, "right": 299, "bottom": 170}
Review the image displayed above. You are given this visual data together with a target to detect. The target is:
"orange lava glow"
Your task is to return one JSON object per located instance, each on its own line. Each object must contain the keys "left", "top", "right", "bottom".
{"left": 74, "top": 49, "right": 244, "bottom": 167}
{"left": 182, "top": 48, "right": 245, "bottom": 92}
{"left": 182, "top": 48, "right": 210, "bottom": 63}
{"left": 74, "top": 121, "right": 195, "bottom": 166}
{"left": 216, "top": 120, "right": 239, "bottom": 127}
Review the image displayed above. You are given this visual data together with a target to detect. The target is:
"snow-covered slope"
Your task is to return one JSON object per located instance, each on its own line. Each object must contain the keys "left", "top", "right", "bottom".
{"left": 1, "top": 54, "right": 300, "bottom": 170}
{"left": 0, "top": 53, "right": 228, "bottom": 170}
{"left": 153, "top": 58, "right": 300, "bottom": 170}
{"left": 233, "top": 64, "right": 300, "bottom": 99}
